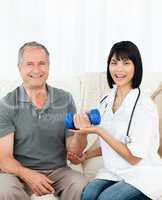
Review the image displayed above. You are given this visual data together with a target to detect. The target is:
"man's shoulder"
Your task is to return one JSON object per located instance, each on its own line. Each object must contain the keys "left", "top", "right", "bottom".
{"left": 0, "top": 87, "right": 19, "bottom": 107}
{"left": 48, "top": 85, "right": 72, "bottom": 100}
{"left": 0, "top": 87, "right": 20, "bottom": 118}
{"left": 47, "top": 85, "right": 75, "bottom": 110}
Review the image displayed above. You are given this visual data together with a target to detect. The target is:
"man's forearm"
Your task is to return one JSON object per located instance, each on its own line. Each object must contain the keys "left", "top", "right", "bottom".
{"left": 0, "top": 157, "right": 27, "bottom": 178}
{"left": 67, "top": 134, "right": 88, "bottom": 155}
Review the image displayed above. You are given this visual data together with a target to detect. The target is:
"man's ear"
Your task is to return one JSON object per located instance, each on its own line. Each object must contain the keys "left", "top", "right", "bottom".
{"left": 18, "top": 64, "right": 21, "bottom": 71}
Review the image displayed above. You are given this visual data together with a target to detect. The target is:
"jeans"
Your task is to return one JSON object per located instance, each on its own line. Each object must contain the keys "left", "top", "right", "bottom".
{"left": 81, "top": 179, "right": 151, "bottom": 200}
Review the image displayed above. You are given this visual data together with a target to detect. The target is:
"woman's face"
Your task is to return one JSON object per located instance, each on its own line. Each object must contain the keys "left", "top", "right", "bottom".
{"left": 109, "top": 55, "right": 135, "bottom": 89}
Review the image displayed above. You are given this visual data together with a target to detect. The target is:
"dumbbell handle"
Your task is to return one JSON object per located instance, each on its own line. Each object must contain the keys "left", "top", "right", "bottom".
{"left": 65, "top": 109, "right": 101, "bottom": 129}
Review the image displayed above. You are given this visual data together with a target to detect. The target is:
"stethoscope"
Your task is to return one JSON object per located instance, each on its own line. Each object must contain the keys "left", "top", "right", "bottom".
{"left": 100, "top": 87, "right": 141, "bottom": 144}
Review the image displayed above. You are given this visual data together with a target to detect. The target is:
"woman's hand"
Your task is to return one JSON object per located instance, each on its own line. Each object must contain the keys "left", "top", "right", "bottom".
{"left": 67, "top": 151, "right": 87, "bottom": 165}
{"left": 69, "top": 126, "right": 101, "bottom": 135}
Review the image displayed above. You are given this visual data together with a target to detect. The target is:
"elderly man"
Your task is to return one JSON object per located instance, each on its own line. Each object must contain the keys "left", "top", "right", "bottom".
{"left": 0, "top": 41, "right": 88, "bottom": 200}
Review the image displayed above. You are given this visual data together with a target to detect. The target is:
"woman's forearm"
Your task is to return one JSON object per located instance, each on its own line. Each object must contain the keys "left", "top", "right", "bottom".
{"left": 85, "top": 147, "right": 102, "bottom": 160}
{"left": 97, "top": 127, "right": 141, "bottom": 165}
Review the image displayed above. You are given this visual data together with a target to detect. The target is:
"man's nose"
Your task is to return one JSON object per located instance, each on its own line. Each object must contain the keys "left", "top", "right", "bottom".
{"left": 32, "top": 63, "right": 40, "bottom": 72}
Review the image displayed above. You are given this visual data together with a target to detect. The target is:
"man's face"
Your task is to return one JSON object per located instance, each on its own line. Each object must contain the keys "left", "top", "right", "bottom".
{"left": 18, "top": 47, "right": 49, "bottom": 89}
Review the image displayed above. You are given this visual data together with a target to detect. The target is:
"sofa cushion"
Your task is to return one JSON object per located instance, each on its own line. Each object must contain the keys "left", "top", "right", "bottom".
{"left": 82, "top": 138, "right": 104, "bottom": 180}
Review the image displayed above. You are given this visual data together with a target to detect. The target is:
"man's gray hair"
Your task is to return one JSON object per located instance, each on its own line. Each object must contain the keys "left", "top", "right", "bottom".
{"left": 18, "top": 41, "right": 50, "bottom": 65}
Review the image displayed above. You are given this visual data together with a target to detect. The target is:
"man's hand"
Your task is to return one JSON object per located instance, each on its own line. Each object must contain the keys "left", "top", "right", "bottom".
{"left": 66, "top": 113, "right": 92, "bottom": 156}
{"left": 20, "top": 168, "right": 55, "bottom": 196}
{"left": 72, "top": 113, "right": 102, "bottom": 135}
{"left": 73, "top": 113, "right": 91, "bottom": 129}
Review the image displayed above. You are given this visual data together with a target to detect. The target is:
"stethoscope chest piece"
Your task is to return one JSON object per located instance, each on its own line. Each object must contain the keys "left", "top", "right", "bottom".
{"left": 125, "top": 135, "right": 131, "bottom": 144}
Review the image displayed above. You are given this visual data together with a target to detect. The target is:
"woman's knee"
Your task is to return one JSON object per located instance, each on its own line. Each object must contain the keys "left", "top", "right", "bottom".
{"left": 82, "top": 187, "right": 99, "bottom": 200}
{"left": 81, "top": 179, "right": 108, "bottom": 200}
{"left": 97, "top": 181, "right": 144, "bottom": 200}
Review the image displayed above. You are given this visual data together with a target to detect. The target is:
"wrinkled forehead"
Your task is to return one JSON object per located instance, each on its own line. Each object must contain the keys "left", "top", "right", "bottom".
{"left": 21, "top": 47, "right": 48, "bottom": 61}
{"left": 22, "top": 47, "right": 47, "bottom": 56}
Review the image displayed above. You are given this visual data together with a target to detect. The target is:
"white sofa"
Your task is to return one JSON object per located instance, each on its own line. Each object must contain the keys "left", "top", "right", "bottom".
{"left": 0, "top": 72, "right": 162, "bottom": 200}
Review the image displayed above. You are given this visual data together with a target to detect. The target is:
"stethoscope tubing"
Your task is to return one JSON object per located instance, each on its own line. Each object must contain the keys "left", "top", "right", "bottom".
{"left": 101, "top": 87, "right": 141, "bottom": 144}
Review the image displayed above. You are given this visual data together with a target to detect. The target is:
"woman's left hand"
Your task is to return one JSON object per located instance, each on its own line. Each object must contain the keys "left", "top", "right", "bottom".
{"left": 69, "top": 126, "right": 100, "bottom": 135}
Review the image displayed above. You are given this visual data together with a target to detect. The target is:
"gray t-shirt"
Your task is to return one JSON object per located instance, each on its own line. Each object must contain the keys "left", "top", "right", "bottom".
{"left": 0, "top": 84, "right": 76, "bottom": 170}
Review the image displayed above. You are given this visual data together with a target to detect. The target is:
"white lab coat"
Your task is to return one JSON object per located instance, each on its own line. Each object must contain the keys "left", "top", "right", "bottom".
{"left": 96, "top": 86, "right": 162, "bottom": 200}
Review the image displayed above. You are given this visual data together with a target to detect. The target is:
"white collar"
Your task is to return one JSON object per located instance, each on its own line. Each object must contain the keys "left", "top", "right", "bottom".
{"left": 104, "top": 86, "right": 140, "bottom": 114}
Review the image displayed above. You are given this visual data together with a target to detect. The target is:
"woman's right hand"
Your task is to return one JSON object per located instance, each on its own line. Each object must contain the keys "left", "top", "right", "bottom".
{"left": 67, "top": 151, "right": 87, "bottom": 165}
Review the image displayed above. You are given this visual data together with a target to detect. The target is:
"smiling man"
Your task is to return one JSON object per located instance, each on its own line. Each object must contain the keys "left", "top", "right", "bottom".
{"left": 0, "top": 41, "right": 87, "bottom": 200}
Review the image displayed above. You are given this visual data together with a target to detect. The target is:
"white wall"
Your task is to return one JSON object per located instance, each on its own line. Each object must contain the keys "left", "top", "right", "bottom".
{"left": 0, "top": 0, "right": 162, "bottom": 81}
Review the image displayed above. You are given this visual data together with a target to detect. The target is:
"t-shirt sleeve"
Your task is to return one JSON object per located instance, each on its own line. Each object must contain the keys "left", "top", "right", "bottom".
{"left": 65, "top": 93, "right": 77, "bottom": 137}
{"left": 127, "top": 96, "right": 159, "bottom": 159}
{"left": 0, "top": 99, "right": 16, "bottom": 138}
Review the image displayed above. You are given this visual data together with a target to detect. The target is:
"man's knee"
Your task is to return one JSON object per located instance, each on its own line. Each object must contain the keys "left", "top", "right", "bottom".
{"left": 66, "top": 170, "right": 88, "bottom": 190}
{"left": 0, "top": 173, "right": 30, "bottom": 200}
{"left": 0, "top": 186, "right": 29, "bottom": 200}
{"left": 60, "top": 174, "right": 88, "bottom": 200}
{"left": 72, "top": 176, "right": 87, "bottom": 192}
{"left": 64, "top": 173, "right": 87, "bottom": 196}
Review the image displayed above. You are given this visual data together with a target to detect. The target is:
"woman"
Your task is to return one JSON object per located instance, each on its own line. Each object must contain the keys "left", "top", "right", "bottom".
{"left": 68, "top": 41, "right": 162, "bottom": 200}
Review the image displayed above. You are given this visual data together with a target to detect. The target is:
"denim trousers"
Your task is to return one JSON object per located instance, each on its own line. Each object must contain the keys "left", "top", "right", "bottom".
{"left": 81, "top": 179, "right": 151, "bottom": 200}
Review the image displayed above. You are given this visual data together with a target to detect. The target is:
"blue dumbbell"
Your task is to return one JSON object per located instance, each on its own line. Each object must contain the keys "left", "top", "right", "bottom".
{"left": 65, "top": 109, "right": 101, "bottom": 129}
